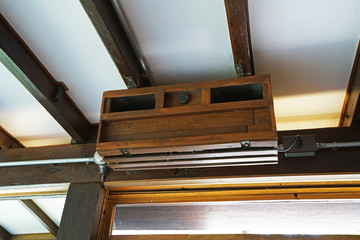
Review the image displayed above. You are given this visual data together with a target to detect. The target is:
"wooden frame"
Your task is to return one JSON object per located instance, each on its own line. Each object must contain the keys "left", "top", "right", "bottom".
{"left": 98, "top": 174, "right": 360, "bottom": 239}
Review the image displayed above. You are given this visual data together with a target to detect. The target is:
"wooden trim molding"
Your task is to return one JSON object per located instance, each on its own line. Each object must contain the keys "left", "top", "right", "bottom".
{"left": 340, "top": 39, "right": 360, "bottom": 127}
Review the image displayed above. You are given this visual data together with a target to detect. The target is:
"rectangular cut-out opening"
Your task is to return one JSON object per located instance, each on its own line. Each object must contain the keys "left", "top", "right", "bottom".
{"left": 109, "top": 94, "right": 156, "bottom": 112}
{"left": 210, "top": 83, "right": 263, "bottom": 103}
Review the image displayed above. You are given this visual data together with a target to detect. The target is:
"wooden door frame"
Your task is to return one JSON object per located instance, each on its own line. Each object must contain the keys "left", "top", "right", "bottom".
{"left": 99, "top": 173, "right": 360, "bottom": 239}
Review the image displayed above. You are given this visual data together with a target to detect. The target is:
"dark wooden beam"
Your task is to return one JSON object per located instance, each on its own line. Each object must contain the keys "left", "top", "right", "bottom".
{"left": 0, "top": 15, "right": 91, "bottom": 143}
{"left": 0, "top": 143, "right": 99, "bottom": 187}
{"left": 20, "top": 200, "right": 58, "bottom": 237}
{"left": 1, "top": 128, "right": 360, "bottom": 187}
{"left": 0, "top": 143, "right": 95, "bottom": 162}
{"left": 224, "top": 0, "right": 254, "bottom": 76}
{"left": 80, "top": 0, "right": 150, "bottom": 88}
{"left": 0, "top": 162, "right": 99, "bottom": 187}
{"left": 0, "top": 126, "right": 23, "bottom": 149}
{"left": 57, "top": 183, "right": 105, "bottom": 240}
{"left": 0, "top": 225, "right": 12, "bottom": 240}
{"left": 340, "top": 40, "right": 360, "bottom": 127}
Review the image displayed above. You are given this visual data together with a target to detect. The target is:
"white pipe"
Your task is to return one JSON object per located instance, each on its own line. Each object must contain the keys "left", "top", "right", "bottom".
{"left": 0, "top": 157, "right": 93, "bottom": 168}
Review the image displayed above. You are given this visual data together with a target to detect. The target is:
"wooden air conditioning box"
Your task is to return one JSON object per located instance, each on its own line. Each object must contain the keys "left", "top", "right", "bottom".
{"left": 97, "top": 74, "right": 277, "bottom": 171}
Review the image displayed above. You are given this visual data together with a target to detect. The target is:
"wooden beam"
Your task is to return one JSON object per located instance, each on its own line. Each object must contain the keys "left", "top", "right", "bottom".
{"left": 0, "top": 126, "right": 23, "bottom": 150}
{"left": 0, "top": 143, "right": 95, "bottom": 162}
{"left": 0, "top": 143, "right": 98, "bottom": 187}
{"left": 0, "top": 15, "right": 91, "bottom": 143}
{"left": 80, "top": 0, "right": 150, "bottom": 88}
{"left": 57, "top": 183, "right": 105, "bottom": 240}
{"left": 20, "top": 200, "right": 58, "bottom": 237}
{"left": 0, "top": 162, "right": 99, "bottom": 187}
{"left": 0, "top": 225, "right": 12, "bottom": 240}
{"left": 110, "top": 235, "right": 360, "bottom": 240}
{"left": 106, "top": 127, "right": 360, "bottom": 181}
{"left": 225, "top": 0, "right": 254, "bottom": 76}
{"left": 10, "top": 233, "right": 55, "bottom": 240}
{"left": 340, "top": 39, "right": 360, "bottom": 127}
{"left": 0, "top": 128, "right": 360, "bottom": 187}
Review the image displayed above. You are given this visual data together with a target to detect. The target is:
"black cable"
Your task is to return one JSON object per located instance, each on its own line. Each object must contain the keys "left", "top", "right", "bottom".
{"left": 279, "top": 135, "right": 300, "bottom": 153}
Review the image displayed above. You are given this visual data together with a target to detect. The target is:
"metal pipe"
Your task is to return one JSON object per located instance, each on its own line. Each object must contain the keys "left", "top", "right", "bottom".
{"left": 317, "top": 141, "right": 360, "bottom": 149}
{"left": 0, "top": 157, "right": 93, "bottom": 168}
{"left": 1, "top": 141, "right": 359, "bottom": 168}
{"left": 110, "top": 0, "right": 148, "bottom": 74}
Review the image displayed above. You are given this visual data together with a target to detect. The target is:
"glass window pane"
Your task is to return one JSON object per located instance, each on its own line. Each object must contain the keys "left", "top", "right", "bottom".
{"left": 113, "top": 200, "right": 360, "bottom": 235}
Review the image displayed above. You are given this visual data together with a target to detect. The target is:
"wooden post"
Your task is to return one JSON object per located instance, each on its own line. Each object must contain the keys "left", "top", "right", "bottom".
{"left": 57, "top": 183, "right": 105, "bottom": 240}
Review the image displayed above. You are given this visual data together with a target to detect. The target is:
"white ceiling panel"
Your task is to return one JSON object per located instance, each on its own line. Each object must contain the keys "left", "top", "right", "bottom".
{"left": 0, "top": 200, "right": 48, "bottom": 234}
{"left": 0, "top": 63, "right": 70, "bottom": 147}
{"left": 116, "top": 0, "right": 236, "bottom": 85}
{"left": 0, "top": 0, "right": 127, "bottom": 123}
{"left": 248, "top": 0, "right": 360, "bottom": 129}
{"left": 33, "top": 197, "right": 66, "bottom": 226}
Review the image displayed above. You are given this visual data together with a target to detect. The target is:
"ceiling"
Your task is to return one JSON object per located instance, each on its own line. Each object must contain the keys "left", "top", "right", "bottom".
{"left": 0, "top": 1, "right": 359, "bottom": 238}
{"left": 0, "top": 2, "right": 359, "bottom": 237}
{"left": 0, "top": 197, "right": 66, "bottom": 235}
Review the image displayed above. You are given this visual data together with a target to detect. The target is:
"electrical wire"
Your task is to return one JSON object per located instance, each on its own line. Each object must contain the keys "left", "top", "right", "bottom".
{"left": 278, "top": 135, "right": 300, "bottom": 153}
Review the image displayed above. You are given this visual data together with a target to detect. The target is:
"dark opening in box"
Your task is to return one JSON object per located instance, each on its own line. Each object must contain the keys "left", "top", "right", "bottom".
{"left": 110, "top": 94, "right": 156, "bottom": 112}
{"left": 210, "top": 83, "right": 263, "bottom": 104}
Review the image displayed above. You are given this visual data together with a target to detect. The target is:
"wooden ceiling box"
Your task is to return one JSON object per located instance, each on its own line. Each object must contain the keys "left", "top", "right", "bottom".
{"left": 97, "top": 75, "right": 277, "bottom": 171}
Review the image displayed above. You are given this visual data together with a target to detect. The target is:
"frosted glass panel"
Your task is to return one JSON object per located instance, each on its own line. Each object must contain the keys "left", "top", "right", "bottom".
{"left": 113, "top": 200, "right": 360, "bottom": 235}
{"left": 0, "top": 200, "right": 48, "bottom": 234}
